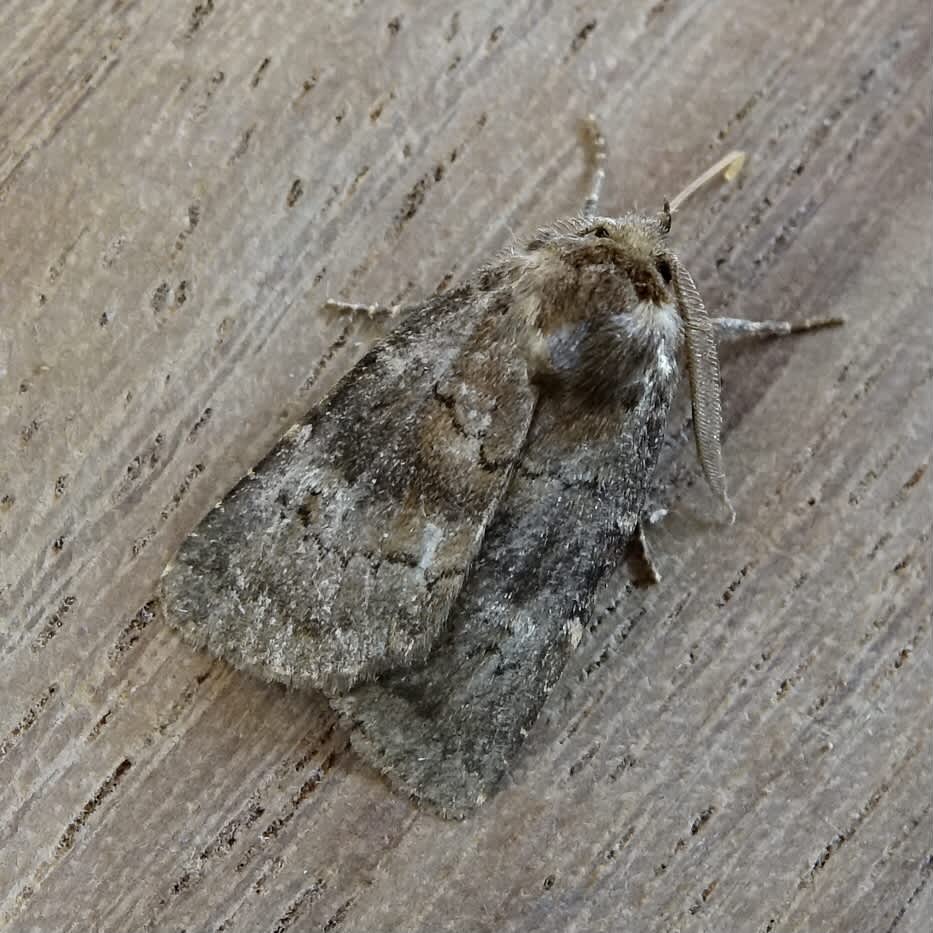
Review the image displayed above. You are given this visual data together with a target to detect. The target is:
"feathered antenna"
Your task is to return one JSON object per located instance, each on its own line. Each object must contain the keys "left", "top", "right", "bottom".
{"left": 671, "top": 256, "right": 734, "bottom": 523}
{"left": 663, "top": 149, "right": 747, "bottom": 523}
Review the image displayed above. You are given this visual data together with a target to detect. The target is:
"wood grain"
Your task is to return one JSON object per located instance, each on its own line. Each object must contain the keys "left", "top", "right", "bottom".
{"left": 1, "top": 1, "right": 930, "bottom": 930}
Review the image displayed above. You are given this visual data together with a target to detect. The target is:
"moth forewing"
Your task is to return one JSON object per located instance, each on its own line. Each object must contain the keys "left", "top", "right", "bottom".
{"left": 160, "top": 284, "right": 537, "bottom": 695}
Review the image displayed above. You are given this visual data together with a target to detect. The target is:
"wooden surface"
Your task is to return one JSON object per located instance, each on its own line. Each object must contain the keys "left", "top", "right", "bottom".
{"left": 1, "top": 1, "right": 930, "bottom": 930}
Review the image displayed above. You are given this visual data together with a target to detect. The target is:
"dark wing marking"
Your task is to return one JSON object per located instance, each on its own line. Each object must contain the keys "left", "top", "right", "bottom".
{"left": 334, "top": 369, "right": 676, "bottom": 817}
{"left": 161, "top": 283, "right": 537, "bottom": 693}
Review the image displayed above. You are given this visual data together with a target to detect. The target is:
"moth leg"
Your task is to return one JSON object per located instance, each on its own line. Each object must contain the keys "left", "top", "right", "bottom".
{"left": 581, "top": 115, "right": 608, "bottom": 218}
{"left": 713, "top": 315, "right": 844, "bottom": 342}
{"left": 625, "top": 518, "right": 663, "bottom": 585}
{"left": 323, "top": 299, "right": 405, "bottom": 321}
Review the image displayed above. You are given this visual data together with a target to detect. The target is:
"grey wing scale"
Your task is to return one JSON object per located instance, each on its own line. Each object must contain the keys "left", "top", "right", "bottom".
{"left": 334, "top": 373, "right": 675, "bottom": 817}
{"left": 160, "top": 284, "right": 536, "bottom": 694}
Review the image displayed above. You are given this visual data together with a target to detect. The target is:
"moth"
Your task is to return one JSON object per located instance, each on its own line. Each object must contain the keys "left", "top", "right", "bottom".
{"left": 160, "top": 119, "right": 840, "bottom": 817}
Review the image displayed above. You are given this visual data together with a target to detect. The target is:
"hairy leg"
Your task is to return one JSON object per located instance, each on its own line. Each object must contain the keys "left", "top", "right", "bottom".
{"left": 581, "top": 115, "right": 608, "bottom": 218}
{"left": 713, "top": 315, "right": 844, "bottom": 341}
{"left": 322, "top": 299, "right": 405, "bottom": 321}
{"left": 624, "top": 510, "right": 669, "bottom": 586}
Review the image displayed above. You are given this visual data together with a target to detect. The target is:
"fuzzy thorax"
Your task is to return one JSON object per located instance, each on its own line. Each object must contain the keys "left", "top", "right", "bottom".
{"left": 501, "top": 212, "right": 684, "bottom": 400}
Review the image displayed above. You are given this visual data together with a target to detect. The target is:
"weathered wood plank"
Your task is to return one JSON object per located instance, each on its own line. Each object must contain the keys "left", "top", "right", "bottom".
{"left": 1, "top": 1, "right": 930, "bottom": 930}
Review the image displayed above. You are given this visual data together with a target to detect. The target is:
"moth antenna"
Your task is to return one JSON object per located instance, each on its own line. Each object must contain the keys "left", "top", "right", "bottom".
{"left": 581, "top": 114, "right": 608, "bottom": 218}
{"left": 668, "top": 150, "right": 746, "bottom": 214}
{"left": 671, "top": 255, "right": 735, "bottom": 523}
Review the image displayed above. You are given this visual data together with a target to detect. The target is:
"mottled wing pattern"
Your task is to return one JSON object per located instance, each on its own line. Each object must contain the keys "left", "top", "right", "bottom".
{"left": 161, "top": 283, "right": 537, "bottom": 694}
{"left": 334, "top": 372, "right": 675, "bottom": 817}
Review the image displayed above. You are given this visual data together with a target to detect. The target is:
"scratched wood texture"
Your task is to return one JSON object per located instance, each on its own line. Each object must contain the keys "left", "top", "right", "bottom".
{"left": 1, "top": 1, "right": 930, "bottom": 931}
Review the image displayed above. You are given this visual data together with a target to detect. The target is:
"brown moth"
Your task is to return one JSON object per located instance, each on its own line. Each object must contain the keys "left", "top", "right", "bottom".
{"left": 160, "top": 119, "right": 841, "bottom": 817}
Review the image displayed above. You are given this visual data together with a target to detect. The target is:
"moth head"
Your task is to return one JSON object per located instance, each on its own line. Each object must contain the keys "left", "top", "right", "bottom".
{"left": 521, "top": 212, "right": 677, "bottom": 311}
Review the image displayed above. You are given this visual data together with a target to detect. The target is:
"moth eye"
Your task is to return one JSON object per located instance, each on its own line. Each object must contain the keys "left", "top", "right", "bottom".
{"left": 589, "top": 226, "right": 612, "bottom": 239}
{"left": 655, "top": 257, "right": 673, "bottom": 284}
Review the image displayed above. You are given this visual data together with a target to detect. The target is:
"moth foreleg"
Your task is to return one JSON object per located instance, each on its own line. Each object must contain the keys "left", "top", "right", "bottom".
{"left": 581, "top": 115, "right": 608, "bottom": 218}
{"left": 713, "top": 315, "right": 844, "bottom": 342}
